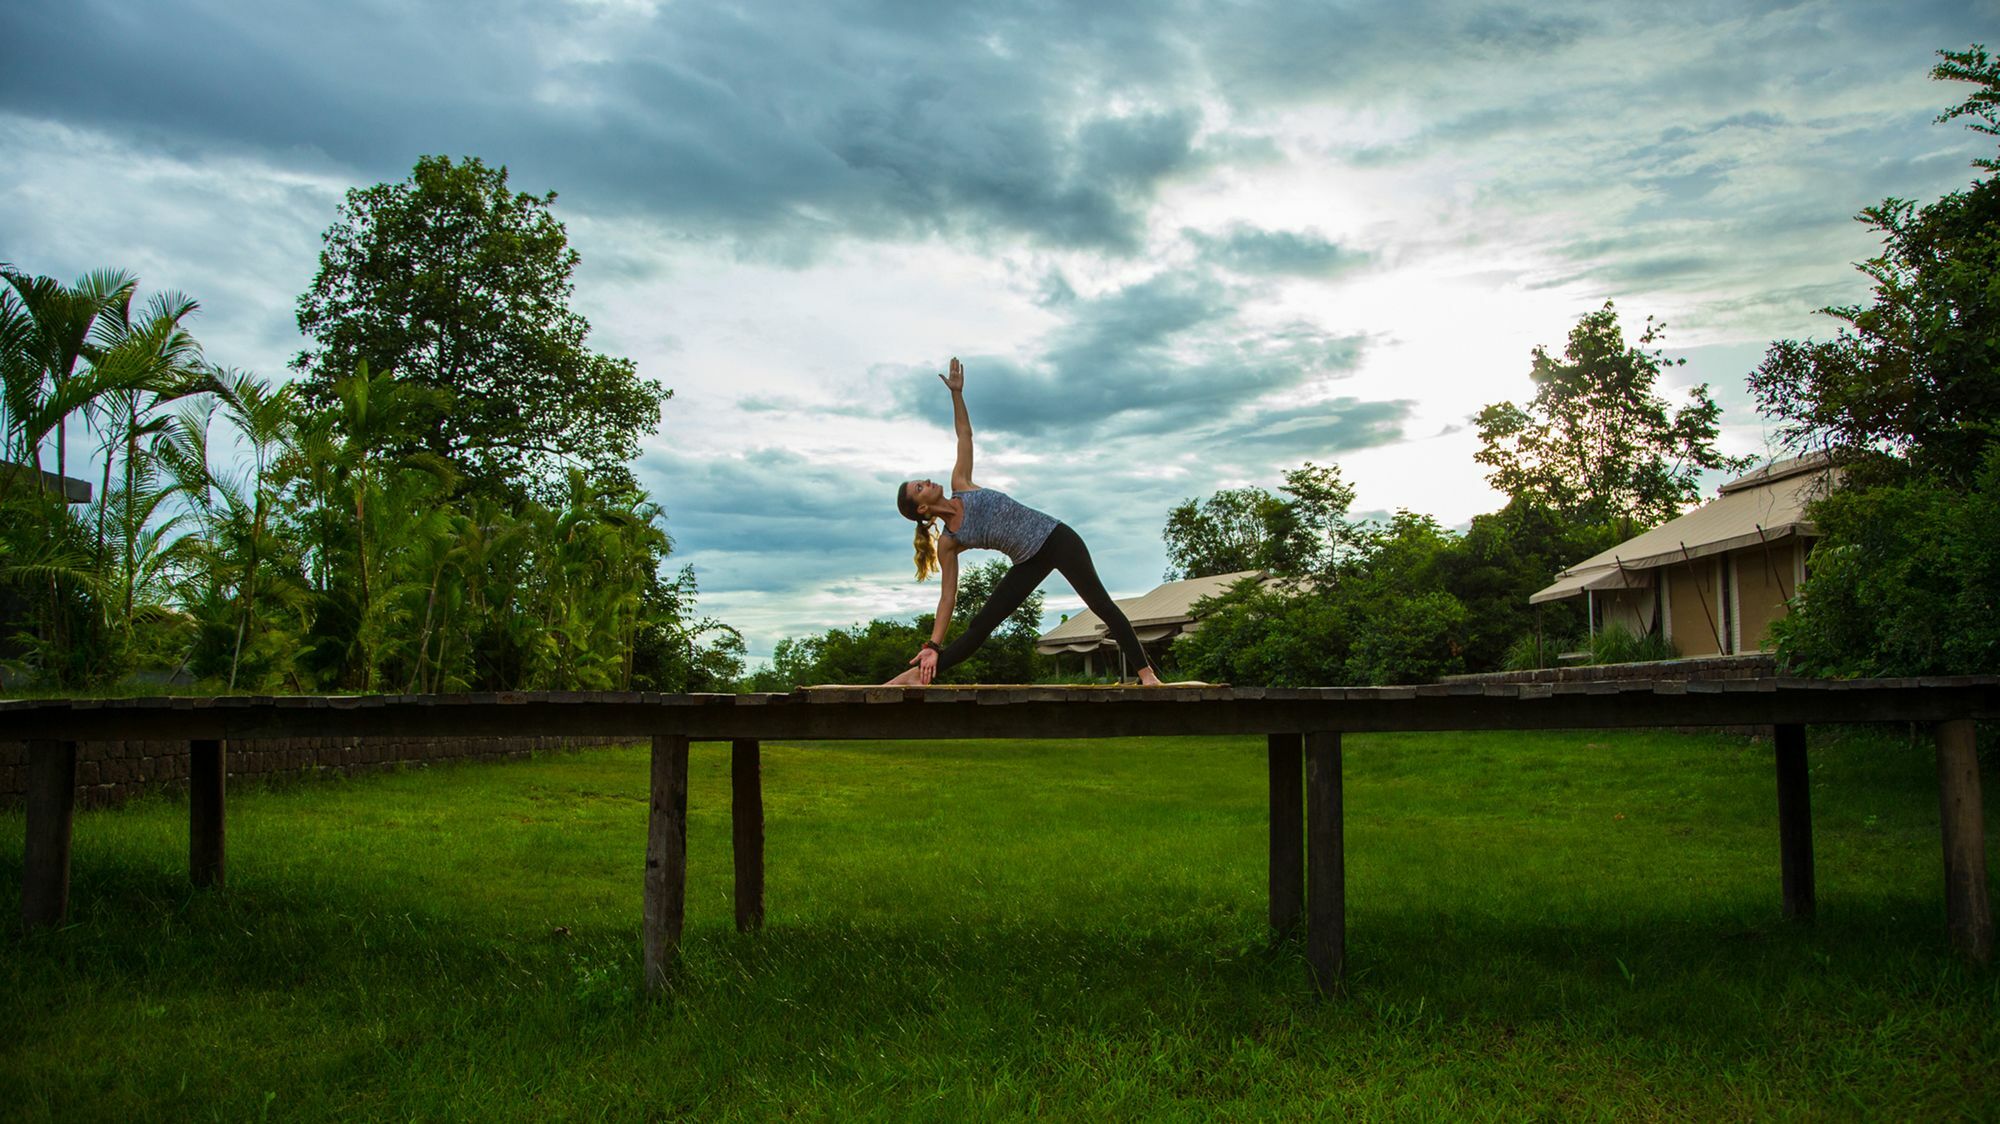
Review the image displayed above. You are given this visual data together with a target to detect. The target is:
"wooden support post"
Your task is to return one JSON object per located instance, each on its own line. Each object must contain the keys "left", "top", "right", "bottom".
{"left": 190, "top": 739, "right": 226, "bottom": 888}
{"left": 1305, "top": 730, "right": 1345, "bottom": 994}
{"left": 1773, "top": 724, "right": 1813, "bottom": 920}
{"left": 1267, "top": 732, "right": 1304, "bottom": 940}
{"left": 731, "top": 738, "right": 765, "bottom": 933}
{"left": 22, "top": 740, "right": 78, "bottom": 931}
{"left": 1936, "top": 719, "right": 1991, "bottom": 964}
{"left": 643, "top": 734, "right": 690, "bottom": 995}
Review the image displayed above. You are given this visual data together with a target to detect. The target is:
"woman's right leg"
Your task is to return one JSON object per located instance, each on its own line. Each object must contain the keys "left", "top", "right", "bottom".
{"left": 933, "top": 552, "right": 1057, "bottom": 674}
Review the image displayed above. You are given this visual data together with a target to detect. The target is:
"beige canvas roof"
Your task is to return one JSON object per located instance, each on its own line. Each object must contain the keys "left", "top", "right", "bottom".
{"left": 1037, "top": 570, "right": 1266, "bottom": 654}
{"left": 1530, "top": 452, "right": 1836, "bottom": 605}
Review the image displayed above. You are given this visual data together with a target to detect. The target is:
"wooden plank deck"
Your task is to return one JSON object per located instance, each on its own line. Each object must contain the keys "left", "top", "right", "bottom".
{"left": 4, "top": 677, "right": 1996, "bottom": 742}
{"left": 6, "top": 677, "right": 1996, "bottom": 994}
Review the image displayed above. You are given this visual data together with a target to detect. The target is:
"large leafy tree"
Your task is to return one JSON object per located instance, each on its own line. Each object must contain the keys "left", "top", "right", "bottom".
{"left": 294, "top": 155, "right": 671, "bottom": 501}
{"left": 1475, "top": 304, "right": 1748, "bottom": 532}
{"left": 1162, "top": 462, "right": 1358, "bottom": 580}
{"left": 1162, "top": 486, "right": 1277, "bottom": 579}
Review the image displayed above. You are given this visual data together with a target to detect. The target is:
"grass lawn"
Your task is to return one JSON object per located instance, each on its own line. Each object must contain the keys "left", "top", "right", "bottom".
{"left": 3, "top": 725, "right": 1996, "bottom": 1120}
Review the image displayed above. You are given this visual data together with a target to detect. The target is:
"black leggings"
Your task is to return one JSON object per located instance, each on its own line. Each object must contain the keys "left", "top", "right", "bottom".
{"left": 935, "top": 523, "right": 1152, "bottom": 676}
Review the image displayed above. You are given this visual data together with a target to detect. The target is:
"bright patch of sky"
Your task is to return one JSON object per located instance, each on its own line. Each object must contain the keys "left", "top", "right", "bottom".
{"left": 3, "top": 0, "right": 1995, "bottom": 662}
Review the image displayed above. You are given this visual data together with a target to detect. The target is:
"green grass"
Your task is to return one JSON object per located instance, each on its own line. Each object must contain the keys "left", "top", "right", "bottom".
{"left": 3, "top": 726, "right": 1996, "bottom": 1120}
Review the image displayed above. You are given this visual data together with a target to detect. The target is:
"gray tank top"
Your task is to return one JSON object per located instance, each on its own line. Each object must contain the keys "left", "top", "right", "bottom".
{"left": 944, "top": 488, "right": 1059, "bottom": 563}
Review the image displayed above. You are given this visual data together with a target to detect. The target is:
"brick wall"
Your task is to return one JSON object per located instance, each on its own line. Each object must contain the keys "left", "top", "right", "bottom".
{"left": 0, "top": 733, "right": 631, "bottom": 809}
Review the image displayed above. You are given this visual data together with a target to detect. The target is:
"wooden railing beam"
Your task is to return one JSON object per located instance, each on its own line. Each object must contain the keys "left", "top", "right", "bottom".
{"left": 643, "top": 734, "right": 690, "bottom": 995}
{"left": 1773, "top": 724, "right": 1813, "bottom": 920}
{"left": 732, "top": 738, "right": 765, "bottom": 933}
{"left": 1305, "top": 731, "right": 1345, "bottom": 994}
{"left": 190, "top": 739, "right": 226, "bottom": 888}
{"left": 22, "top": 740, "right": 78, "bottom": 931}
{"left": 1936, "top": 719, "right": 1991, "bottom": 964}
{"left": 1267, "top": 733, "right": 1304, "bottom": 941}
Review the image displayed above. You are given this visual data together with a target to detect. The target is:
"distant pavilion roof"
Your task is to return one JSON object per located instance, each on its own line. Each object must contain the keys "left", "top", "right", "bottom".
{"left": 0, "top": 462, "right": 92, "bottom": 504}
{"left": 1037, "top": 570, "right": 1268, "bottom": 655}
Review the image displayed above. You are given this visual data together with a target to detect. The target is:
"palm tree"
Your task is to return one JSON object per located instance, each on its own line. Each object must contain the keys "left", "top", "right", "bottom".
{"left": 281, "top": 364, "right": 455, "bottom": 689}
{"left": 85, "top": 288, "right": 211, "bottom": 559}
{"left": 521, "top": 470, "right": 670, "bottom": 689}
{"left": 212, "top": 371, "right": 300, "bottom": 689}
{"left": 0, "top": 265, "right": 137, "bottom": 481}
{"left": 0, "top": 265, "right": 160, "bottom": 684}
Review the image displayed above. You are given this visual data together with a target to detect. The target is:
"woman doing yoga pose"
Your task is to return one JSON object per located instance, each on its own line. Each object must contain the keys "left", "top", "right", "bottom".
{"left": 886, "top": 358, "right": 1162, "bottom": 687}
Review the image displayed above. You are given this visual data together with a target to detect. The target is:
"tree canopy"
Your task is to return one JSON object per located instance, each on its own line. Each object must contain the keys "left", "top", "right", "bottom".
{"left": 294, "top": 155, "right": 671, "bottom": 502}
{"left": 1476, "top": 304, "right": 1747, "bottom": 532}
{"left": 1162, "top": 462, "right": 1357, "bottom": 580}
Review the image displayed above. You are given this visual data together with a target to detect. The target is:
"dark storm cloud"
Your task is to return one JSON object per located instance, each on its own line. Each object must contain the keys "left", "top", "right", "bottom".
{"left": 887, "top": 272, "right": 1370, "bottom": 439}
{"left": 0, "top": 0, "right": 1210, "bottom": 255}
{"left": 1196, "top": 398, "right": 1414, "bottom": 459}
{"left": 1456, "top": 6, "right": 1596, "bottom": 52}
{"left": 7, "top": 0, "right": 1992, "bottom": 279}
{"left": 640, "top": 444, "right": 896, "bottom": 567}
{"left": 1185, "top": 225, "right": 1370, "bottom": 279}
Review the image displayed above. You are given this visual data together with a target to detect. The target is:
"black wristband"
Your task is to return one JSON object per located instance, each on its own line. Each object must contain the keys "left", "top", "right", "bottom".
{"left": 922, "top": 641, "right": 942, "bottom": 653}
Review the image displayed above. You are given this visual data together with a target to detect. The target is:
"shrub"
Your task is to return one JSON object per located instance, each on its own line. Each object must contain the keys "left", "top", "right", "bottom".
{"left": 1587, "top": 625, "right": 1677, "bottom": 665}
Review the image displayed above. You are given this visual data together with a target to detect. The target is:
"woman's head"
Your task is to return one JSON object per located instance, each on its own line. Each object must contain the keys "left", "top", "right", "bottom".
{"left": 898, "top": 478, "right": 944, "bottom": 518}
{"left": 897, "top": 478, "right": 943, "bottom": 580}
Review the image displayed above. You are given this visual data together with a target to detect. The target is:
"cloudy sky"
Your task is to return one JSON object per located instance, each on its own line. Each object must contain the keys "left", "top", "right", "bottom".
{"left": 3, "top": 0, "right": 1994, "bottom": 663}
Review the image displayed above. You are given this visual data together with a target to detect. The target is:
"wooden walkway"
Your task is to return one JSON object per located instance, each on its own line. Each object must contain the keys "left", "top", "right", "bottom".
{"left": 7, "top": 677, "right": 1997, "bottom": 995}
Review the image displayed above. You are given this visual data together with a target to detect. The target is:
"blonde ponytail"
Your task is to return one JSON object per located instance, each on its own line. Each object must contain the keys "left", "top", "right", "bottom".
{"left": 913, "top": 517, "right": 940, "bottom": 581}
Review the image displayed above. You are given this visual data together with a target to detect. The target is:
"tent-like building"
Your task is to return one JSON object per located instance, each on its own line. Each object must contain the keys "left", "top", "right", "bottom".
{"left": 1036, "top": 569, "right": 1266, "bottom": 677}
{"left": 1530, "top": 452, "right": 1836, "bottom": 657}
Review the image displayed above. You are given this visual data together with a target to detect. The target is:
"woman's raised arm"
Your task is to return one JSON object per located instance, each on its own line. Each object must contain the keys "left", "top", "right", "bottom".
{"left": 940, "top": 357, "right": 974, "bottom": 490}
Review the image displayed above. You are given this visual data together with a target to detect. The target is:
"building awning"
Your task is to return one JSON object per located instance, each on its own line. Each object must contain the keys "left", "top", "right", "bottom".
{"left": 1528, "top": 452, "right": 1835, "bottom": 606}
{"left": 1529, "top": 564, "right": 1652, "bottom": 605}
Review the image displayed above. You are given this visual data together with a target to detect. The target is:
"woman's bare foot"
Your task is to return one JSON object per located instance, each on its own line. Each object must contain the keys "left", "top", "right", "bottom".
{"left": 1137, "top": 667, "right": 1162, "bottom": 686}
{"left": 884, "top": 666, "right": 924, "bottom": 686}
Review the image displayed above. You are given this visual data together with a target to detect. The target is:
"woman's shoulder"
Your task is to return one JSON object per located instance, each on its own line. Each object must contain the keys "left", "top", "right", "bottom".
{"left": 952, "top": 485, "right": 983, "bottom": 497}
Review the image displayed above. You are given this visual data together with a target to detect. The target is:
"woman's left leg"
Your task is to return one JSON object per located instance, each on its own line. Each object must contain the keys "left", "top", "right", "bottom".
{"left": 1042, "top": 524, "right": 1154, "bottom": 677}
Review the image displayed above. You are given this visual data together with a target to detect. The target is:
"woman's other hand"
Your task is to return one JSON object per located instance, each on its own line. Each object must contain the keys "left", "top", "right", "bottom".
{"left": 908, "top": 646, "right": 940, "bottom": 684}
{"left": 938, "top": 357, "right": 964, "bottom": 393}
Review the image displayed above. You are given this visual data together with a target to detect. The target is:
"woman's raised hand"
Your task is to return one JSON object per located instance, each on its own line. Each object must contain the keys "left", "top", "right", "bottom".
{"left": 938, "top": 357, "right": 964, "bottom": 393}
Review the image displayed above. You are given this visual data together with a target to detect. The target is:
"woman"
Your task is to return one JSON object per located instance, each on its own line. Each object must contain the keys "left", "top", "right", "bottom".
{"left": 887, "top": 358, "right": 1163, "bottom": 687}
